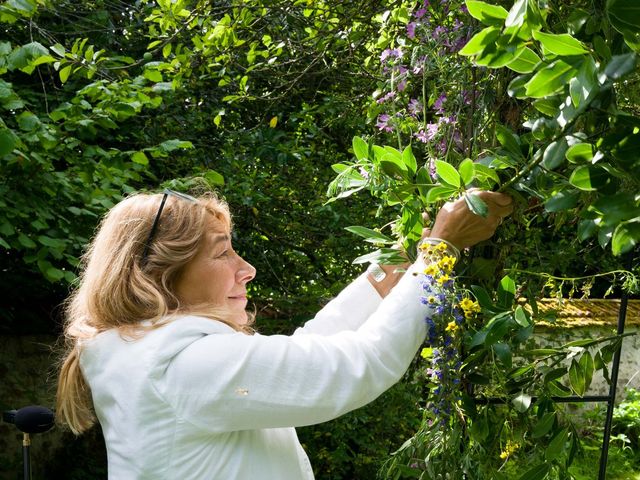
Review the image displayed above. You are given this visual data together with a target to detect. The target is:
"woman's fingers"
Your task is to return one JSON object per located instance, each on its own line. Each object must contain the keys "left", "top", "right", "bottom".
{"left": 428, "top": 191, "right": 513, "bottom": 250}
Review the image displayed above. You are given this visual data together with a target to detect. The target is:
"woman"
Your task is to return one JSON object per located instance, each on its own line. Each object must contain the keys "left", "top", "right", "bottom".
{"left": 56, "top": 188, "right": 512, "bottom": 479}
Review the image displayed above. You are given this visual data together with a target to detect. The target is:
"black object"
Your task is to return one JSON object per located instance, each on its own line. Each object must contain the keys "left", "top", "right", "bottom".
{"left": 3, "top": 405, "right": 55, "bottom": 480}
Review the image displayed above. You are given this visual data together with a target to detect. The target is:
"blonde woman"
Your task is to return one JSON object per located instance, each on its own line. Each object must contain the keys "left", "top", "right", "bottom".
{"left": 56, "top": 188, "right": 512, "bottom": 479}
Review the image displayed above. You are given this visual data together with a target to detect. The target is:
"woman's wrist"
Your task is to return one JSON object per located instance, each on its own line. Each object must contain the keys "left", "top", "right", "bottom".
{"left": 418, "top": 237, "right": 461, "bottom": 261}
{"left": 366, "top": 262, "right": 409, "bottom": 298}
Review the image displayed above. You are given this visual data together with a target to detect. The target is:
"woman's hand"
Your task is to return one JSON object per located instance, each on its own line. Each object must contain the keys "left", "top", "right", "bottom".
{"left": 429, "top": 191, "right": 513, "bottom": 251}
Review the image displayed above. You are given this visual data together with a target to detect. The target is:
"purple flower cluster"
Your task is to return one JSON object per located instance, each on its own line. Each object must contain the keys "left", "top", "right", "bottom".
{"left": 372, "top": 1, "right": 474, "bottom": 158}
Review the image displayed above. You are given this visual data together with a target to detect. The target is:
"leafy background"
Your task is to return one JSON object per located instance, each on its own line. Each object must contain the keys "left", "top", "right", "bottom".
{"left": 0, "top": 0, "right": 639, "bottom": 479}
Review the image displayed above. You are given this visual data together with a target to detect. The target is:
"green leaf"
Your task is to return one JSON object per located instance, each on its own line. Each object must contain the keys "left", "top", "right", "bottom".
{"left": 565, "top": 143, "right": 593, "bottom": 163}
{"left": 344, "top": 226, "right": 394, "bottom": 244}
{"left": 459, "top": 26, "right": 501, "bottom": 56}
{"left": 506, "top": 47, "right": 542, "bottom": 73}
{"left": 569, "top": 165, "right": 608, "bottom": 191}
{"left": 512, "top": 391, "right": 532, "bottom": 412}
{"left": 37, "top": 235, "right": 66, "bottom": 249}
{"left": 579, "top": 352, "right": 594, "bottom": 392}
{"left": 612, "top": 219, "right": 640, "bottom": 255}
{"left": 59, "top": 65, "right": 72, "bottom": 83}
{"left": 143, "top": 68, "right": 163, "bottom": 83}
{"left": 352, "top": 136, "right": 368, "bottom": 161}
{"left": 472, "top": 163, "right": 501, "bottom": 186}
{"left": 570, "top": 57, "right": 598, "bottom": 107}
{"left": 465, "top": 1, "right": 508, "bottom": 26}
{"left": 533, "top": 412, "right": 556, "bottom": 438}
{"left": 158, "top": 139, "right": 193, "bottom": 152}
{"left": 131, "top": 151, "right": 149, "bottom": 165}
{"left": 464, "top": 191, "right": 489, "bottom": 217}
{"left": 402, "top": 145, "right": 417, "bottom": 175}
{"left": 505, "top": 0, "right": 527, "bottom": 28}
{"left": 514, "top": 305, "right": 530, "bottom": 326}
{"left": 578, "top": 219, "right": 598, "bottom": 241}
{"left": 493, "top": 343, "right": 512, "bottom": 368}
{"left": 546, "top": 428, "right": 569, "bottom": 461}
{"left": 495, "top": 125, "right": 522, "bottom": 157}
{"left": 469, "top": 414, "right": 490, "bottom": 441}
{"left": 524, "top": 60, "right": 577, "bottom": 98}
{"left": 544, "top": 190, "right": 579, "bottom": 212}
{"left": 603, "top": 53, "right": 638, "bottom": 80}
{"left": 203, "top": 170, "right": 224, "bottom": 186}
{"left": 533, "top": 99, "right": 562, "bottom": 116}
{"left": 532, "top": 31, "right": 589, "bottom": 56}
{"left": 0, "top": 129, "right": 17, "bottom": 156}
{"left": 475, "top": 44, "right": 525, "bottom": 68}
{"left": 542, "top": 138, "right": 568, "bottom": 170}
{"left": 18, "top": 233, "right": 36, "bottom": 249}
{"left": 497, "top": 275, "right": 515, "bottom": 308}
{"left": 607, "top": 0, "right": 640, "bottom": 36}
{"left": 435, "top": 160, "right": 461, "bottom": 188}
{"left": 458, "top": 158, "right": 475, "bottom": 186}
{"left": 569, "top": 359, "right": 586, "bottom": 396}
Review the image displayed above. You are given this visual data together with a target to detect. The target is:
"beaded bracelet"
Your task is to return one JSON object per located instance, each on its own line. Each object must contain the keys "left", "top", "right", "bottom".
{"left": 418, "top": 237, "right": 461, "bottom": 261}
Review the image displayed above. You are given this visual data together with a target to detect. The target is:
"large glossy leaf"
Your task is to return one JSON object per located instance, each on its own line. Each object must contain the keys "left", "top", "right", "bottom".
{"left": 465, "top": 0, "right": 508, "bottom": 26}
{"left": 533, "top": 412, "right": 556, "bottom": 438}
{"left": 544, "top": 190, "right": 579, "bottom": 212}
{"left": 569, "top": 165, "right": 609, "bottom": 191}
{"left": 532, "top": 31, "right": 589, "bottom": 56}
{"left": 569, "top": 359, "right": 586, "bottom": 396}
{"left": 352, "top": 136, "right": 368, "bottom": 161}
{"left": 570, "top": 56, "right": 598, "bottom": 108}
{"left": 505, "top": 0, "right": 527, "bottom": 28}
{"left": 545, "top": 428, "right": 569, "bottom": 460}
{"left": 612, "top": 219, "right": 640, "bottom": 255}
{"left": 607, "top": 0, "right": 640, "bottom": 36}
{"left": 542, "top": 138, "right": 568, "bottom": 170}
{"left": 506, "top": 47, "right": 542, "bottom": 73}
{"left": 458, "top": 158, "right": 475, "bottom": 186}
{"left": 459, "top": 26, "right": 501, "bottom": 56}
{"left": 497, "top": 275, "right": 515, "bottom": 308}
{"left": 603, "top": 53, "right": 638, "bottom": 80}
{"left": 524, "top": 60, "right": 578, "bottom": 98}
{"left": 565, "top": 142, "right": 593, "bottom": 163}
{"left": 435, "top": 160, "right": 461, "bottom": 188}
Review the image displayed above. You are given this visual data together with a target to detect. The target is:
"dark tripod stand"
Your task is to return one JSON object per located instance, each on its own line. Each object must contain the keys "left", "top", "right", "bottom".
{"left": 3, "top": 406, "right": 55, "bottom": 480}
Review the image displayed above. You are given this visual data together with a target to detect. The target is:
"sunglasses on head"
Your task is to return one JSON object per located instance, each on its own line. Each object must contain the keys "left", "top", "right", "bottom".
{"left": 141, "top": 189, "right": 198, "bottom": 265}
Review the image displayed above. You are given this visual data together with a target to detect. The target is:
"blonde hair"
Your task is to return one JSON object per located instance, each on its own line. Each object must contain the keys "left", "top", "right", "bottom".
{"left": 56, "top": 191, "right": 249, "bottom": 434}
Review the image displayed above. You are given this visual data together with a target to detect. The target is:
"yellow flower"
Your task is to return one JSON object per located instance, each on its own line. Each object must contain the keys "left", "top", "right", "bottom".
{"left": 435, "top": 242, "right": 448, "bottom": 253}
{"left": 445, "top": 321, "right": 458, "bottom": 333}
{"left": 459, "top": 298, "right": 481, "bottom": 318}
{"left": 427, "top": 296, "right": 437, "bottom": 304}
{"left": 459, "top": 298, "right": 474, "bottom": 310}
{"left": 423, "top": 264, "right": 439, "bottom": 277}
{"left": 437, "top": 255, "right": 456, "bottom": 272}
{"left": 420, "top": 347, "right": 433, "bottom": 359}
{"left": 437, "top": 274, "right": 450, "bottom": 285}
{"left": 499, "top": 440, "right": 520, "bottom": 460}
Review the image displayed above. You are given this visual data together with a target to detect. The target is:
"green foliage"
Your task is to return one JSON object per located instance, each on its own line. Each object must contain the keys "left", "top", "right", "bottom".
{"left": 613, "top": 388, "right": 640, "bottom": 451}
{"left": 328, "top": 0, "right": 640, "bottom": 478}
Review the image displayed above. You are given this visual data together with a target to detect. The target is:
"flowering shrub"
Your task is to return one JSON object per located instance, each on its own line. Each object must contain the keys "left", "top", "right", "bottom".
{"left": 330, "top": 0, "right": 640, "bottom": 478}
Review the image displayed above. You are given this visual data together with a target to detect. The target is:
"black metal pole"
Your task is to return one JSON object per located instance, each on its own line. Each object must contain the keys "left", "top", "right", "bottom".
{"left": 22, "top": 433, "right": 31, "bottom": 480}
{"left": 597, "top": 250, "right": 634, "bottom": 480}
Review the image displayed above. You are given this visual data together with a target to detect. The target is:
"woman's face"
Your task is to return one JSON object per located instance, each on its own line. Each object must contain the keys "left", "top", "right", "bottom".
{"left": 174, "top": 221, "right": 256, "bottom": 324}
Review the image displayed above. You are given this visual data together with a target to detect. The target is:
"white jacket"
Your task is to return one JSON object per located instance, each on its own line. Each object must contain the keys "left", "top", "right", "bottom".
{"left": 80, "top": 263, "right": 429, "bottom": 479}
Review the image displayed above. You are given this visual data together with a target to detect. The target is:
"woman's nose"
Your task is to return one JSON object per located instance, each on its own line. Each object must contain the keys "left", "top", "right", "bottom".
{"left": 237, "top": 257, "right": 256, "bottom": 284}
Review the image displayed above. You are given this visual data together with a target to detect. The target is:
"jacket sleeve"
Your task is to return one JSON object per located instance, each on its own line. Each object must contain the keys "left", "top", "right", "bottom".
{"left": 293, "top": 272, "right": 383, "bottom": 336}
{"left": 152, "top": 261, "right": 430, "bottom": 433}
